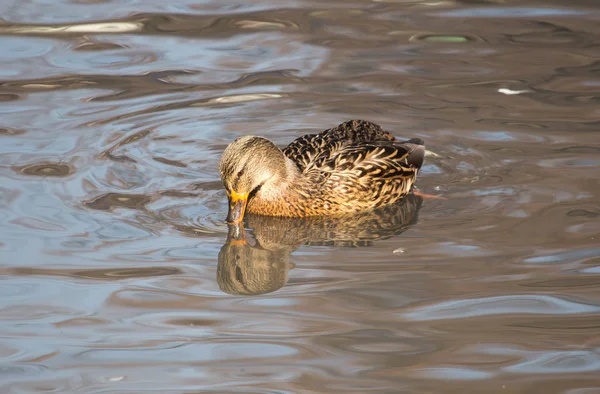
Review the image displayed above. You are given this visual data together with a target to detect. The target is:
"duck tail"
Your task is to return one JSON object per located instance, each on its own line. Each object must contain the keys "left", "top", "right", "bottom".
{"left": 402, "top": 138, "right": 425, "bottom": 170}
{"left": 405, "top": 138, "right": 424, "bottom": 146}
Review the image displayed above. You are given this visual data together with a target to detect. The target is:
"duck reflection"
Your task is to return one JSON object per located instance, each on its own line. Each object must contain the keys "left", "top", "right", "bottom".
{"left": 217, "top": 194, "right": 423, "bottom": 296}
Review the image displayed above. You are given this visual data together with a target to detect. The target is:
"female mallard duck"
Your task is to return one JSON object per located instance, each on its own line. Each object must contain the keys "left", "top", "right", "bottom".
{"left": 219, "top": 119, "right": 425, "bottom": 223}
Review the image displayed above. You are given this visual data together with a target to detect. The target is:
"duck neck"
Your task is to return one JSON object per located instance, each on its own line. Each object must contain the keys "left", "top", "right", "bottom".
{"left": 264, "top": 155, "right": 303, "bottom": 197}
{"left": 249, "top": 156, "right": 309, "bottom": 217}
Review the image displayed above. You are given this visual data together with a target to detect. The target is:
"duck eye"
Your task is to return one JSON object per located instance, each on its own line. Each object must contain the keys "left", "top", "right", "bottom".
{"left": 236, "top": 169, "right": 245, "bottom": 178}
{"left": 248, "top": 183, "right": 263, "bottom": 199}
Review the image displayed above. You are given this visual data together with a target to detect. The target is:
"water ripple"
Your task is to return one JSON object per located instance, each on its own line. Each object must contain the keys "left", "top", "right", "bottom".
{"left": 402, "top": 295, "right": 600, "bottom": 321}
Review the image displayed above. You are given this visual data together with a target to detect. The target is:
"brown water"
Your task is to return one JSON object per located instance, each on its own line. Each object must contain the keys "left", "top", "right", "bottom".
{"left": 1, "top": 0, "right": 600, "bottom": 392}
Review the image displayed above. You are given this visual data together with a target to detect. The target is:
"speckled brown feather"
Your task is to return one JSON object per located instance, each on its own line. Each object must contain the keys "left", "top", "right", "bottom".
{"left": 282, "top": 119, "right": 395, "bottom": 171}
{"left": 241, "top": 120, "right": 426, "bottom": 217}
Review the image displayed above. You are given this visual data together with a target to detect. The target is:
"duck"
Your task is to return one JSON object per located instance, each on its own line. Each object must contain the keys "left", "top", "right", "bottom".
{"left": 219, "top": 119, "right": 425, "bottom": 223}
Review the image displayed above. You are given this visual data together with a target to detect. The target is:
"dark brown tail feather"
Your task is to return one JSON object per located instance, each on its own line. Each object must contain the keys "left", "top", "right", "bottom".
{"left": 402, "top": 138, "right": 425, "bottom": 170}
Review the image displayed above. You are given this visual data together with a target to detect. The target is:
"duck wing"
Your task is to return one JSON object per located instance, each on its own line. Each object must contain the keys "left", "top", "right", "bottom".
{"left": 283, "top": 119, "right": 395, "bottom": 172}
{"left": 325, "top": 139, "right": 424, "bottom": 176}
{"left": 309, "top": 139, "right": 426, "bottom": 200}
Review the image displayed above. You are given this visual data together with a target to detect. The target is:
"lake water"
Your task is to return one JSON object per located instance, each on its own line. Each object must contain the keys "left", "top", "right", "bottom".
{"left": 1, "top": 0, "right": 599, "bottom": 392}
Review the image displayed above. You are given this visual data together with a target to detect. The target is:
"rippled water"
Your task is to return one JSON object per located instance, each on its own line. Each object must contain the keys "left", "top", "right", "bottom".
{"left": 1, "top": 0, "right": 600, "bottom": 392}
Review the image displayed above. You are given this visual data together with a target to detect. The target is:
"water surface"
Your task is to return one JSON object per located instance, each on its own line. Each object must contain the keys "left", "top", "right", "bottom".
{"left": 1, "top": 0, "right": 599, "bottom": 392}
